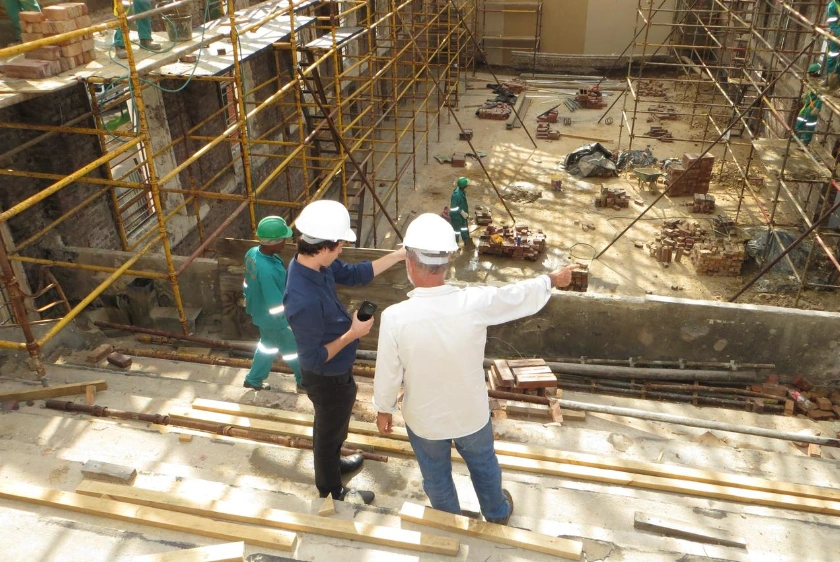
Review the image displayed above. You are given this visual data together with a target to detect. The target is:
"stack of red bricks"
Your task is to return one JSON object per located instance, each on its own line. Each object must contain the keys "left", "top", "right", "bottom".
{"left": 557, "top": 265, "right": 589, "bottom": 292}
{"left": 595, "top": 186, "right": 629, "bottom": 209}
{"left": 665, "top": 153, "right": 715, "bottom": 196}
{"left": 691, "top": 193, "right": 716, "bottom": 213}
{"left": 477, "top": 224, "right": 546, "bottom": 261}
{"left": 649, "top": 219, "right": 707, "bottom": 264}
{"left": 3, "top": 4, "right": 94, "bottom": 79}
{"left": 473, "top": 205, "right": 492, "bottom": 226}
{"left": 690, "top": 240, "right": 745, "bottom": 276}
{"left": 536, "top": 122, "right": 560, "bottom": 140}
{"left": 500, "top": 78, "right": 527, "bottom": 94}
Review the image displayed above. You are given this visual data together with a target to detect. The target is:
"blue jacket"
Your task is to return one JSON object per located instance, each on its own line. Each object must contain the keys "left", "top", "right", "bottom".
{"left": 284, "top": 257, "right": 374, "bottom": 375}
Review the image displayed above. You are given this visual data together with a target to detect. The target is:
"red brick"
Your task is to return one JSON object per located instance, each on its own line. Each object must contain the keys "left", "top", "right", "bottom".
{"left": 60, "top": 42, "right": 84, "bottom": 58}
{"left": 25, "top": 46, "right": 61, "bottom": 61}
{"left": 82, "top": 50, "right": 95, "bottom": 63}
{"left": 44, "top": 20, "right": 77, "bottom": 34}
{"left": 65, "top": 3, "right": 87, "bottom": 17}
{"left": 87, "top": 344, "right": 114, "bottom": 364}
{"left": 43, "top": 5, "right": 73, "bottom": 20}
{"left": 2, "top": 59, "right": 55, "bottom": 79}
{"left": 74, "top": 15, "right": 91, "bottom": 28}
{"left": 58, "top": 57, "right": 72, "bottom": 73}
{"left": 20, "top": 32, "right": 44, "bottom": 42}
{"left": 106, "top": 352, "right": 132, "bottom": 368}
{"left": 22, "top": 22, "right": 42, "bottom": 34}
{"left": 19, "top": 11, "right": 46, "bottom": 23}
{"left": 73, "top": 53, "right": 85, "bottom": 66}
{"left": 81, "top": 38, "right": 95, "bottom": 52}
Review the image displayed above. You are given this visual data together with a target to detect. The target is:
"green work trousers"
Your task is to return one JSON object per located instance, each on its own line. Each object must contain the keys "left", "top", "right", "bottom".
{"left": 245, "top": 326, "right": 302, "bottom": 387}
{"left": 113, "top": 0, "right": 154, "bottom": 47}
{"left": 3, "top": 0, "right": 42, "bottom": 41}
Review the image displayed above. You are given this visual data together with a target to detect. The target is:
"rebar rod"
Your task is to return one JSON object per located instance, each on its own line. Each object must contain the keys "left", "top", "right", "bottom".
{"left": 43, "top": 400, "right": 388, "bottom": 462}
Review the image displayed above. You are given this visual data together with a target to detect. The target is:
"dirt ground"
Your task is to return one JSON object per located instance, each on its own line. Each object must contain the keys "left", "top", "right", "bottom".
{"left": 395, "top": 71, "right": 840, "bottom": 313}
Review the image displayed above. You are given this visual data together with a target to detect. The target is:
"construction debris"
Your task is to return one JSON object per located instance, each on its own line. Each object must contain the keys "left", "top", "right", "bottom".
{"left": 500, "top": 78, "right": 528, "bottom": 93}
{"left": 451, "top": 152, "right": 466, "bottom": 167}
{"left": 476, "top": 102, "right": 512, "bottom": 120}
{"left": 647, "top": 126, "right": 673, "bottom": 142}
{"left": 650, "top": 219, "right": 708, "bottom": 264}
{"left": 537, "top": 109, "right": 559, "bottom": 123}
{"left": 477, "top": 224, "right": 546, "bottom": 261}
{"left": 637, "top": 80, "right": 667, "bottom": 97}
{"left": 459, "top": 129, "right": 473, "bottom": 140}
{"left": 647, "top": 104, "right": 678, "bottom": 120}
{"left": 488, "top": 358, "right": 558, "bottom": 395}
{"left": 690, "top": 241, "right": 746, "bottom": 276}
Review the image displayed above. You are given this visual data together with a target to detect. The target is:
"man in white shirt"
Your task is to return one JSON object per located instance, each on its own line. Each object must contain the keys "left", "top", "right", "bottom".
{"left": 373, "top": 213, "right": 576, "bottom": 525}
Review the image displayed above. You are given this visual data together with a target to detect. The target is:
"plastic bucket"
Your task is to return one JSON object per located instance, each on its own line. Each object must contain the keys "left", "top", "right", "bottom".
{"left": 165, "top": 14, "right": 193, "bottom": 42}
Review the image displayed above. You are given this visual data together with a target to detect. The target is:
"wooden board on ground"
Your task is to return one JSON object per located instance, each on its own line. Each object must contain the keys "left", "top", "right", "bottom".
{"left": 190, "top": 398, "right": 411, "bottom": 441}
{"left": 77, "top": 480, "right": 460, "bottom": 556}
{"left": 81, "top": 460, "right": 137, "bottom": 484}
{"left": 505, "top": 358, "right": 546, "bottom": 368}
{"left": 491, "top": 360, "right": 515, "bottom": 387}
{"left": 633, "top": 512, "right": 746, "bottom": 548}
{"left": 0, "top": 482, "right": 296, "bottom": 550}
{"left": 0, "top": 380, "right": 107, "bottom": 402}
{"left": 399, "top": 502, "right": 582, "bottom": 560}
{"left": 133, "top": 541, "right": 245, "bottom": 561}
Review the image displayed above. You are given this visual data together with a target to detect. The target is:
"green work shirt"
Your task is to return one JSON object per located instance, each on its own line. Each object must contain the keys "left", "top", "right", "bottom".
{"left": 243, "top": 246, "right": 290, "bottom": 330}
{"left": 450, "top": 187, "right": 469, "bottom": 227}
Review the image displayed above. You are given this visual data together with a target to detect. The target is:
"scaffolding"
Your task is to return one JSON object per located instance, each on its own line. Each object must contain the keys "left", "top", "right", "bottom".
{"left": 0, "top": 0, "right": 477, "bottom": 377}
{"left": 618, "top": 0, "right": 840, "bottom": 304}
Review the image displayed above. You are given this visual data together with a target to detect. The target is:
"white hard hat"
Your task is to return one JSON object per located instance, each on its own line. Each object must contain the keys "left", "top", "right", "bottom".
{"left": 402, "top": 213, "right": 459, "bottom": 264}
{"left": 295, "top": 199, "right": 357, "bottom": 243}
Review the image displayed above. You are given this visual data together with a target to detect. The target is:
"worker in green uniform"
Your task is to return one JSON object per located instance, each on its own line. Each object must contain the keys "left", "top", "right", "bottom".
{"left": 113, "top": 0, "right": 162, "bottom": 59}
{"left": 825, "top": 0, "right": 840, "bottom": 87}
{"left": 3, "top": 0, "right": 41, "bottom": 43}
{"left": 449, "top": 177, "right": 471, "bottom": 245}
{"left": 795, "top": 91, "right": 821, "bottom": 146}
{"left": 242, "top": 216, "right": 302, "bottom": 391}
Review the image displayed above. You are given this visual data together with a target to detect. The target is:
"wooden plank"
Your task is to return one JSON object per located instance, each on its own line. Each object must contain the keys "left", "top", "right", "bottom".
{"left": 491, "top": 441, "right": 840, "bottom": 503}
{"left": 633, "top": 512, "right": 746, "bottom": 548}
{"left": 133, "top": 541, "right": 245, "bottom": 562}
{"left": 399, "top": 502, "right": 582, "bottom": 560}
{"left": 491, "top": 360, "right": 515, "bottom": 386}
{"left": 81, "top": 460, "right": 137, "bottom": 484}
{"left": 190, "top": 399, "right": 411, "bottom": 441}
{"left": 0, "top": 380, "right": 107, "bottom": 402}
{"left": 169, "top": 406, "right": 416, "bottom": 455}
{"left": 0, "top": 482, "right": 296, "bottom": 550}
{"left": 505, "top": 358, "right": 546, "bottom": 368}
{"left": 85, "top": 385, "right": 96, "bottom": 405}
{"left": 492, "top": 453, "right": 840, "bottom": 518}
{"left": 510, "top": 365, "right": 554, "bottom": 376}
{"left": 77, "top": 481, "right": 460, "bottom": 556}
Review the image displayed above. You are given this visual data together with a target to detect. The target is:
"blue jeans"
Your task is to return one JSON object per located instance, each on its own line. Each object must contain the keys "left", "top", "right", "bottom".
{"left": 245, "top": 325, "right": 302, "bottom": 386}
{"left": 406, "top": 420, "right": 510, "bottom": 521}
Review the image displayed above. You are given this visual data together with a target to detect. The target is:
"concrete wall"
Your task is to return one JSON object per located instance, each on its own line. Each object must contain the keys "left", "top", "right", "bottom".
{"left": 482, "top": 0, "right": 677, "bottom": 66}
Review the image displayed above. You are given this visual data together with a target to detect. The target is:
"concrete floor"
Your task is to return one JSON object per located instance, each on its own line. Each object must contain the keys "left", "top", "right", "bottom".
{"left": 1, "top": 346, "right": 839, "bottom": 561}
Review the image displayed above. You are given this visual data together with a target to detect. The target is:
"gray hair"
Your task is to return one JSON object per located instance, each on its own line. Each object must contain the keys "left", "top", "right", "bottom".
{"left": 407, "top": 248, "right": 451, "bottom": 275}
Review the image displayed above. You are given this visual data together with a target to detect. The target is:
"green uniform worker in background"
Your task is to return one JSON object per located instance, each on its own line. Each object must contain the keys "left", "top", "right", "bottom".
{"left": 795, "top": 91, "right": 821, "bottom": 146}
{"left": 825, "top": 0, "right": 840, "bottom": 86}
{"left": 3, "top": 0, "right": 41, "bottom": 43}
{"left": 113, "top": 0, "right": 162, "bottom": 59}
{"left": 449, "top": 177, "right": 471, "bottom": 245}
{"left": 243, "top": 216, "right": 302, "bottom": 391}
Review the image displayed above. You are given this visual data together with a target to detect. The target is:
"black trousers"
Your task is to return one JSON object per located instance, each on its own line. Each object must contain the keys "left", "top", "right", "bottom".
{"left": 301, "top": 369, "right": 357, "bottom": 498}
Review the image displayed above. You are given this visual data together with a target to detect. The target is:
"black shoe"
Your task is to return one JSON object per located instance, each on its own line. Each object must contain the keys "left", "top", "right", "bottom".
{"left": 339, "top": 453, "right": 364, "bottom": 473}
{"left": 486, "top": 488, "right": 513, "bottom": 525}
{"left": 243, "top": 380, "right": 270, "bottom": 391}
{"left": 338, "top": 487, "right": 375, "bottom": 505}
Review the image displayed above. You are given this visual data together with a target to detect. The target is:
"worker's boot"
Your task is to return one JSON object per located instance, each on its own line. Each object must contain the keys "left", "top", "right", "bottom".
{"left": 115, "top": 46, "right": 128, "bottom": 59}
{"left": 140, "top": 39, "right": 162, "bottom": 51}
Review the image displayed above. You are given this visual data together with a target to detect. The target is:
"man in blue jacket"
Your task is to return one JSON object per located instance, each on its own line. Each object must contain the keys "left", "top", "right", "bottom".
{"left": 284, "top": 199, "right": 405, "bottom": 504}
{"left": 242, "top": 216, "right": 302, "bottom": 391}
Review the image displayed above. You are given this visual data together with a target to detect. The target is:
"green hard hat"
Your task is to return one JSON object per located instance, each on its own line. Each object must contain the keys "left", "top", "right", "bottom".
{"left": 457, "top": 177, "right": 469, "bottom": 188}
{"left": 808, "top": 63, "right": 821, "bottom": 74}
{"left": 256, "top": 216, "right": 292, "bottom": 241}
